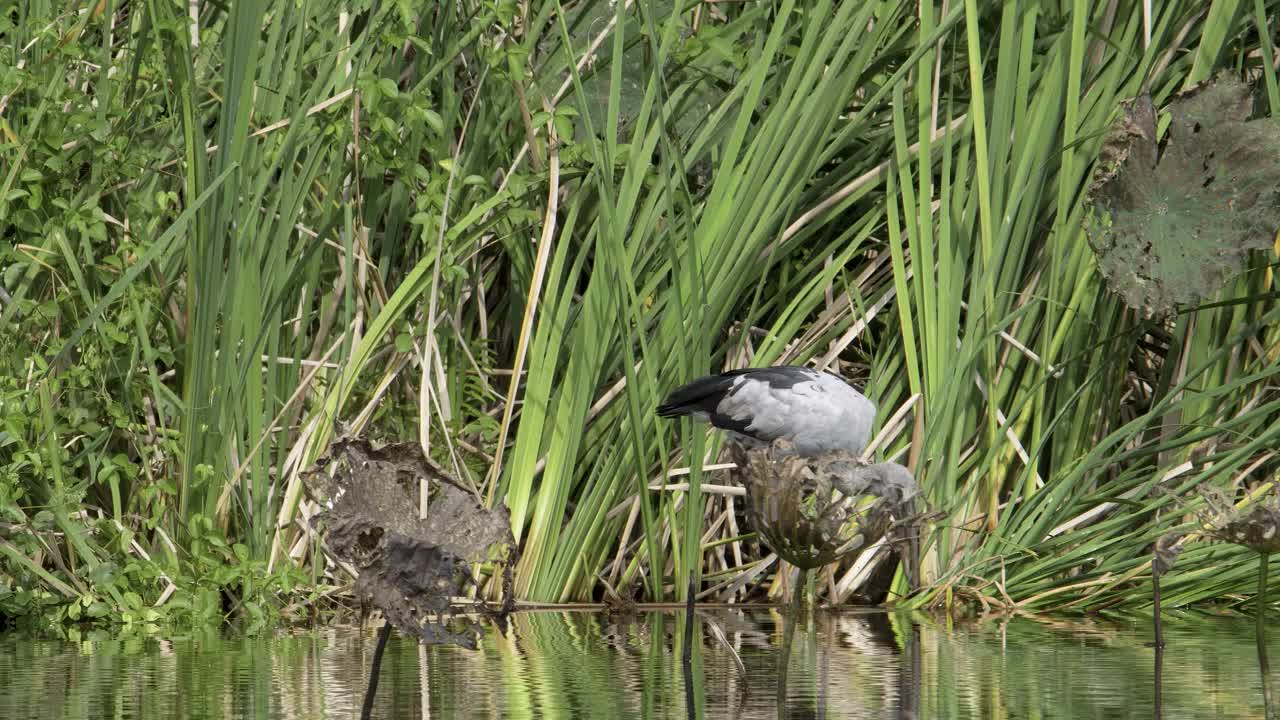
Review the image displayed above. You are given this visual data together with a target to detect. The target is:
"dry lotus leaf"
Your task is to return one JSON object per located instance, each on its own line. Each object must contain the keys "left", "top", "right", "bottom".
{"left": 303, "top": 438, "right": 515, "bottom": 648}
{"left": 1085, "top": 74, "right": 1280, "bottom": 317}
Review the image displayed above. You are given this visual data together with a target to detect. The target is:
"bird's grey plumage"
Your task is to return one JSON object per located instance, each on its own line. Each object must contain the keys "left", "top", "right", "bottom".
{"left": 825, "top": 460, "right": 919, "bottom": 508}
{"left": 656, "top": 365, "right": 876, "bottom": 457}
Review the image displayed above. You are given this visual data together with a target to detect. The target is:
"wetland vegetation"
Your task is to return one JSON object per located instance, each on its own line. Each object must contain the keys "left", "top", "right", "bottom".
{"left": 3, "top": 0, "right": 1280, "bottom": 634}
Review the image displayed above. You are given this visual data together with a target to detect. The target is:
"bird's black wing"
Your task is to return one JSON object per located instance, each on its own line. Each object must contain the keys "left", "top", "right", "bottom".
{"left": 655, "top": 366, "right": 820, "bottom": 438}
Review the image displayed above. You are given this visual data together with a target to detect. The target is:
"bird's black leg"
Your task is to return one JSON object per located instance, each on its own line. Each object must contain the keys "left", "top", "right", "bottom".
{"left": 361, "top": 622, "right": 394, "bottom": 720}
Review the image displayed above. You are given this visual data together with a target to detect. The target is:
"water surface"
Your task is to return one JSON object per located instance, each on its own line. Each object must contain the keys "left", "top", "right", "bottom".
{"left": 0, "top": 610, "right": 1274, "bottom": 719}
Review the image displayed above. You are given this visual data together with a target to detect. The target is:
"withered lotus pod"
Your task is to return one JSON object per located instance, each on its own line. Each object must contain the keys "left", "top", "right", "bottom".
{"left": 1193, "top": 486, "right": 1280, "bottom": 555}
{"left": 1218, "top": 503, "right": 1280, "bottom": 555}
{"left": 730, "top": 439, "right": 918, "bottom": 570}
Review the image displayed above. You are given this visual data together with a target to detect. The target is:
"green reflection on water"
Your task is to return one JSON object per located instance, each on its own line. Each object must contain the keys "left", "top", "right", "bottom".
{"left": 0, "top": 611, "right": 1274, "bottom": 719}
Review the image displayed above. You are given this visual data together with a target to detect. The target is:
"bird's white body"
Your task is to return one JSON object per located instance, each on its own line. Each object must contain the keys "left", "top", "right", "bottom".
{"left": 657, "top": 366, "right": 876, "bottom": 457}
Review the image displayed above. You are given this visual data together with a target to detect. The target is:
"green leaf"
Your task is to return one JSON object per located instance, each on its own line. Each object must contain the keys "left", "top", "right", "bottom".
{"left": 423, "top": 109, "right": 444, "bottom": 134}
{"left": 86, "top": 601, "right": 112, "bottom": 618}
{"left": 88, "top": 562, "right": 117, "bottom": 587}
{"left": 553, "top": 114, "right": 574, "bottom": 141}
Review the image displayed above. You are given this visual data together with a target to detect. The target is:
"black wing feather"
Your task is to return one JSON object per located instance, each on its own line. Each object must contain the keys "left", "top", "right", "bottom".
{"left": 655, "top": 373, "right": 738, "bottom": 418}
{"left": 656, "top": 366, "right": 818, "bottom": 438}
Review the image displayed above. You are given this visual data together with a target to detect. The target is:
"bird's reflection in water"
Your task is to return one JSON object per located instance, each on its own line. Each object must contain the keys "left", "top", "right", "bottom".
{"left": 653, "top": 608, "right": 913, "bottom": 720}
{"left": 683, "top": 609, "right": 913, "bottom": 720}
{"left": 898, "top": 623, "right": 921, "bottom": 720}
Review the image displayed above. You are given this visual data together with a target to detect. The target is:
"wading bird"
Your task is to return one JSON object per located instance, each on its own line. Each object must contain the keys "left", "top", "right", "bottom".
{"left": 656, "top": 365, "right": 876, "bottom": 457}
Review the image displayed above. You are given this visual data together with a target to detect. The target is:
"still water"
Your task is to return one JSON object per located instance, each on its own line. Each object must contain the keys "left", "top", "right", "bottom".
{"left": 0, "top": 609, "right": 1274, "bottom": 719}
